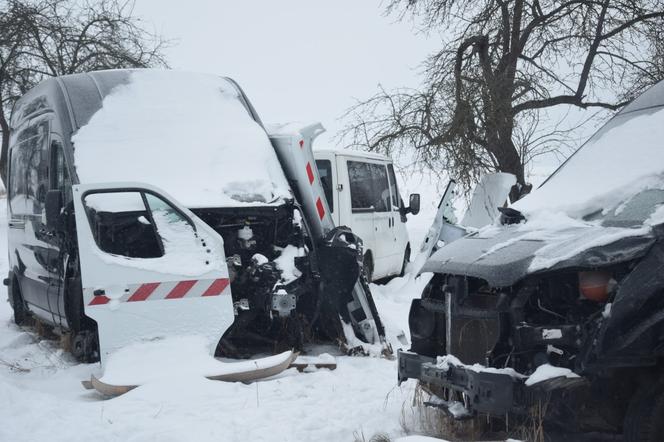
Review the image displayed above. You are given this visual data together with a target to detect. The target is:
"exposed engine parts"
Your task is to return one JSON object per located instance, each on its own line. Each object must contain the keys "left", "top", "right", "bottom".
{"left": 191, "top": 203, "right": 371, "bottom": 357}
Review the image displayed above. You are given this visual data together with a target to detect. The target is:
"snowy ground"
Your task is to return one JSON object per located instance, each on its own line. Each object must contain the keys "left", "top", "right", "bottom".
{"left": 0, "top": 198, "right": 442, "bottom": 442}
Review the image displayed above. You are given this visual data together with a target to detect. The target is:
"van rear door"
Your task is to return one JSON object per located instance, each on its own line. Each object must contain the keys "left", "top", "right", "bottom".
{"left": 72, "top": 182, "right": 234, "bottom": 365}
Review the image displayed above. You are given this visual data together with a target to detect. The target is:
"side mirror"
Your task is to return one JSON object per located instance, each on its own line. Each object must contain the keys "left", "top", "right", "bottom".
{"left": 45, "top": 189, "right": 63, "bottom": 230}
{"left": 408, "top": 193, "right": 420, "bottom": 215}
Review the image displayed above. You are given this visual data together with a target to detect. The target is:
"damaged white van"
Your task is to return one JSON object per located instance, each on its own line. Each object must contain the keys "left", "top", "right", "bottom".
{"left": 314, "top": 149, "right": 420, "bottom": 282}
{"left": 5, "top": 69, "right": 387, "bottom": 364}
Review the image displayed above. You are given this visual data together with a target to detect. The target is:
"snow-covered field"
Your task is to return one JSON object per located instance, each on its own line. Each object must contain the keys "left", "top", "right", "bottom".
{"left": 0, "top": 199, "right": 439, "bottom": 442}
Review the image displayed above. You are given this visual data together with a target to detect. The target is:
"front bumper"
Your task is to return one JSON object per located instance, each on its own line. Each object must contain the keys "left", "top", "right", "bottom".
{"left": 398, "top": 349, "right": 519, "bottom": 416}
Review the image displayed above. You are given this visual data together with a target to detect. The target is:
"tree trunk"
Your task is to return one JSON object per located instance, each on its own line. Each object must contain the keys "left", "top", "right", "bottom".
{"left": 487, "top": 123, "right": 530, "bottom": 203}
{"left": 493, "top": 140, "right": 529, "bottom": 202}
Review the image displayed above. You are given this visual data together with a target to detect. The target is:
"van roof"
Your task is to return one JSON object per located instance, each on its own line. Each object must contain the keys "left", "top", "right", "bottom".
{"left": 11, "top": 69, "right": 291, "bottom": 208}
{"left": 12, "top": 69, "right": 258, "bottom": 133}
{"left": 11, "top": 70, "right": 133, "bottom": 131}
{"left": 313, "top": 148, "right": 391, "bottom": 162}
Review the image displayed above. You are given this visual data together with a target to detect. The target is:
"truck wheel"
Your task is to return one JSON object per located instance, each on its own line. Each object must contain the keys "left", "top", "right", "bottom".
{"left": 363, "top": 254, "right": 373, "bottom": 284}
{"left": 624, "top": 376, "right": 664, "bottom": 442}
{"left": 8, "top": 277, "right": 28, "bottom": 326}
{"left": 399, "top": 245, "right": 411, "bottom": 277}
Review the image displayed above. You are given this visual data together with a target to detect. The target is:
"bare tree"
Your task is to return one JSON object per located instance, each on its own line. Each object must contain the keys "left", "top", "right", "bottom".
{"left": 0, "top": 0, "right": 168, "bottom": 185}
{"left": 342, "top": 0, "right": 664, "bottom": 200}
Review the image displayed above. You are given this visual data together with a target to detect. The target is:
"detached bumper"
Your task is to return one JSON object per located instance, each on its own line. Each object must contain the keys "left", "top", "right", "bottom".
{"left": 397, "top": 350, "right": 519, "bottom": 416}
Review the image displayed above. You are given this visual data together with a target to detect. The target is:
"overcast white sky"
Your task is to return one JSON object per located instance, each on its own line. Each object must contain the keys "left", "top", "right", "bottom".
{"left": 132, "top": 0, "right": 441, "bottom": 147}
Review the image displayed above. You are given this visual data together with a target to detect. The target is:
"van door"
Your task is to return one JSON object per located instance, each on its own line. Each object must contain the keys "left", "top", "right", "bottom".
{"left": 72, "top": 182, "right": 234, "bottom": 364}
{"left": 341, "top": 159, "right": 376, "bottom": 274}
{"left": 343, "top": 159, "right": 394, "bottom": 280}
{"left": 387, "top": 163, "right": 409, "bottom": 273}
{"left": 315, "top": 156, "right": 339, "bottom": 226}
{"left": 367, "top": 162, "right": 394, "bottom": 278}
{"left": 40, "top": 135, "right": 72, "bottom": 327}
{"left": 8, "top": 118, "right": 53, "bottom": 318}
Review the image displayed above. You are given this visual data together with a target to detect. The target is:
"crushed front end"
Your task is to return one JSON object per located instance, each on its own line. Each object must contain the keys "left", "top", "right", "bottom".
{"left": 192, "top": 201, "right": 382, "bottom": 357}
{"left": 399, "top": 231, "right": 664, "bottom": 433}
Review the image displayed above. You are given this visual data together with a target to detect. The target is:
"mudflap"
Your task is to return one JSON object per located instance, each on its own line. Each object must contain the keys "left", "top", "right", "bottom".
{"left": 83, "top": 351, "right": 299, "bottom": 398}
{"left": 316, "top": 227, "right": 390, "bottom": 356}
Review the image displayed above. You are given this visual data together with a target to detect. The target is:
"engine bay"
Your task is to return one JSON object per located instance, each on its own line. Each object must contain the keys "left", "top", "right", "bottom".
{"left": 191, "top": 203, "right": 317, "bottom": 356}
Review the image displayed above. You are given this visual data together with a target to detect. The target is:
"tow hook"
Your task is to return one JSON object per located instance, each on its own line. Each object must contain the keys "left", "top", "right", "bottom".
{"left": 272, "top": 288, "right": 296, "bottom": 317}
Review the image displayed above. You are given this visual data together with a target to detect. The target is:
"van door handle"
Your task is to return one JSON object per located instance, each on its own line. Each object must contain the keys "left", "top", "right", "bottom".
{"left": 9, "top": 220, "right": 25, "bottom": 229}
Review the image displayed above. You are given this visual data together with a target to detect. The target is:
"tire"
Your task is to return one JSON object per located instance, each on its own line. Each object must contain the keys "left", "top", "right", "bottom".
{"left": 363, "top": 253, "right": 374, "bottom": 284}
{"left": 399, "top": 245, "right": 411, "bottom": 277}
{"left": 8, "top": 277, "right": 28, "bottom": 326}
{"left": 624, "top": 375, "right": 664, "bottom": 442}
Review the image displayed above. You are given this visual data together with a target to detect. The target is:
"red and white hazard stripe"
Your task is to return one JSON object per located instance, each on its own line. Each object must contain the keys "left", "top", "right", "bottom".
{"left": 88, "top": 278, "right": 230, "bottom": 306}
{"left": 302, "top": 159, "right": 326, "bottom": 222}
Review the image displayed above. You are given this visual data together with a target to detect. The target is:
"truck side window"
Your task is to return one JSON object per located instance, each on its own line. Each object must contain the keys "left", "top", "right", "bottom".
{"left": 315, "top": 159, "right": 334, "bottom": 213}
{"left": 387, "top": 164, "right": 401, "bottom": 210}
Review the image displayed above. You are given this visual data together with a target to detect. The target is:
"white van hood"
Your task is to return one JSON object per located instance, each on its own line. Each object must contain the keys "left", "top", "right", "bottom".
{"left": 73, "top": 70, "right": 292, "bottom": 208}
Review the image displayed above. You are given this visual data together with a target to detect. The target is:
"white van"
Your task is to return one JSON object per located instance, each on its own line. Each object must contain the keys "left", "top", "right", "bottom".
{"left": 313, "top": 149, "right": 420, "bottom": 282}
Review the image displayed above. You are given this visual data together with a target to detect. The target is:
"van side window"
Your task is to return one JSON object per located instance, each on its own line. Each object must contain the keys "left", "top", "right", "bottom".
{"left": 387, "top": 164, "right": 401, "bottom": 210}
{"left": 315, "top": 159, "right": 334, "bottom": 213}
{"left": 9, "top": 120, "right": 49, "bottom": 215}
{"left": 8, "top": 149, "right": 27, "bottom": 215}
{"left": 84, "top": 191, "right": 164, "bottom": 259}
{"left": 348, "top": 160, "right": 390, "bottom": 213}
{"left": 83, "top": 190, "right": 199, "bottom": 261}
{"left": 26, "top": 121, "right": 49, "bottom": 215}
{"left": 50, "top": 140, "right": 72, "bottom": 203}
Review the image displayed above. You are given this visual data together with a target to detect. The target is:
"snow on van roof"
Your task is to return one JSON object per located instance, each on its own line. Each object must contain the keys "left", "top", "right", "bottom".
{"left": 313, "top": 147, "right": 391, "bottom": 162}
{"left": 73, "top": 70, "right": 291, "bottom": 208}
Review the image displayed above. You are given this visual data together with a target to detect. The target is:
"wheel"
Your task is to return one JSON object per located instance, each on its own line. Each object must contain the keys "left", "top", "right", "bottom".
{"left": 399, "top": 245, "right": 411, "bottom": 277}
{"left": 71, "top": 330, "right": 100, "bottom": 363}
{"left": 362, "top": 253, "right": 374, "bottom": 284}
{"left": 624, "top": 375, "right": 664, "bottom": 442}
{"left": 8, "top": 277, "right": 28, "bottom": 326}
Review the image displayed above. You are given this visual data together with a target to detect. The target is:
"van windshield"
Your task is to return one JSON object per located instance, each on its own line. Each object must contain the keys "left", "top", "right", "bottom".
{"left": 513, "top": 96, "right": 664, "bottom": 224}
{"left": 73, "top": 70, "right": 291, "bottom": 208}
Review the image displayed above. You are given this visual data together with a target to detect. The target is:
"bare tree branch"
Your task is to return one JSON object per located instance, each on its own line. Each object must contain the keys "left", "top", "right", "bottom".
{"left": 342, "top": 0, "right": 664, "bottom": 200}
{"left": 0, "top": 0, "right": 169, "bottom": 184}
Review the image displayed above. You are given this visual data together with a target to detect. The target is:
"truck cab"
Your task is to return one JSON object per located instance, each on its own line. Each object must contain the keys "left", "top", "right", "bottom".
{"left": 313, "top": 149, "right": 419, "bottom": 281}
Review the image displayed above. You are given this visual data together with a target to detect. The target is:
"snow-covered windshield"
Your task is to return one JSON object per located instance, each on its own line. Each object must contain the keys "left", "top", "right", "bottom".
{"left": 590, "top": 189, "right": 664, "bottom": 227}
{"left": 514, "top": 84, "right": 664, "bottom": 225}
{"left": 73, "top": 70, "right": 291, "bottom": 208}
